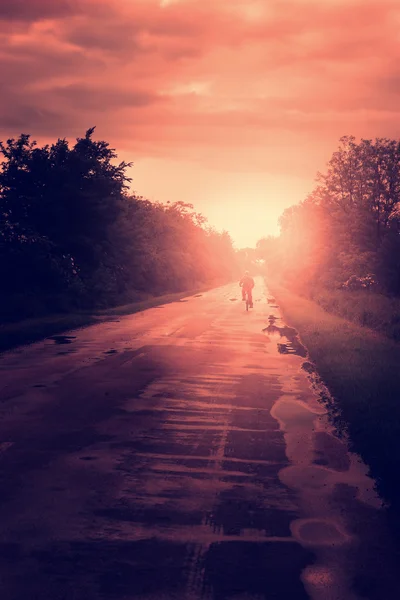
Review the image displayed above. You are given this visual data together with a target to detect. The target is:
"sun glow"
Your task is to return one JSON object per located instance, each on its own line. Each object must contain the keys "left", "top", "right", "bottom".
{"left": 130, "top": 158, "right": 311, "bottom": 249}
{"left": 204, "top": 199, "right": 280, "bottom": 249}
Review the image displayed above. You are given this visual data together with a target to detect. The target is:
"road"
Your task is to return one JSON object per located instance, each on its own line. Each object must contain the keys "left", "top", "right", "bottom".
{"left": 0, "top": 278, "right": 399, "bottom": 600}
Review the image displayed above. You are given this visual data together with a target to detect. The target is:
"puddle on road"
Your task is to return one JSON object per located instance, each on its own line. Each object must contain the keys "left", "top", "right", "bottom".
{"left": 50, "top": 335, "right": 77, "bottom": 345}
{"left": 265, "top": 295, "right": 386, "bottom": 600}
{"left": 291, "top": 518, "right": 350, "bottom": 547}
{"left": 262, "top": 317, "right": 307, "bottom": 358}
{"left": 270, "top": 365, "right": 382, "bottom": 600}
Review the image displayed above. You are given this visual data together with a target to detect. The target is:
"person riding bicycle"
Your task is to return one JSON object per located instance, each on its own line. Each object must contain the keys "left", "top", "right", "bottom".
{"left": 239, "top": 271, "right": 254, "bottom": 308}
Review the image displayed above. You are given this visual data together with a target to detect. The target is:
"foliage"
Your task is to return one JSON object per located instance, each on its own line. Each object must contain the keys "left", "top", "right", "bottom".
{"left": 262, "top": 136, "right": 400, "bottom": 297}
{"left": 342, "top": 274, "right": 377, "bottom": 291}
{"left": 0, "top": 129, "right": 238, "bottom": 321}
{"left": 310, "top": 287, "right": 400, "bottom": 341}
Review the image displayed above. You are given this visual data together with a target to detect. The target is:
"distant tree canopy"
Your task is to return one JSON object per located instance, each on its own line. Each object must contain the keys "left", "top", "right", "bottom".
{"left": 261, "top": 136, "right": 400, "bottom": 295}
{"left": 0, "top": 128, "right": 238, "bottom": 321}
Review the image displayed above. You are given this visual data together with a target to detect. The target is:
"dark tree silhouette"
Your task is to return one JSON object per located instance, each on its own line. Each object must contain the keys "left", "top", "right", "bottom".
{"left": 0, "top": 129, "right": 238, "bottom": 321}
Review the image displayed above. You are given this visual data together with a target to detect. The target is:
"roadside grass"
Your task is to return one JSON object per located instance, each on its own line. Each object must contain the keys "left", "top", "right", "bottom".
{"left": 0, "top": 288, "right": 208, "bottom": 354}
{"left": 0, "top": 313, "right": 97, "bottom": 354}
{"left": 311, "top": 287, "right": 400, "bottom": 341}
{"left": 270, "top": 282, "right": 400, "bottom": 515}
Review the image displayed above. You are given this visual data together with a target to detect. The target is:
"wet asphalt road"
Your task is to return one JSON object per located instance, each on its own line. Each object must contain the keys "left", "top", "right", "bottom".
{"left": 0, "top": 278, "right": 399, "bottom": 600}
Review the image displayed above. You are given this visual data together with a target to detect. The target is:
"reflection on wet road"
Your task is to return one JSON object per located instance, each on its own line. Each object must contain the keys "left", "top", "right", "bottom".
{"left": 0, "top": 277, "right": 398, "bottom": 599}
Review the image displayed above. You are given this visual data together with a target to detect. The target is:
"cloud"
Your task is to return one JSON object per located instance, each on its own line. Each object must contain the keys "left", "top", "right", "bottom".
{"left": 0, "top": 0, "right": 399, "bottom": 180}
{"left": 52, "top": 83, "right": 166, "bottom": 111}
{"left": 0, "top": 0, "right": 81, "bottom": 22}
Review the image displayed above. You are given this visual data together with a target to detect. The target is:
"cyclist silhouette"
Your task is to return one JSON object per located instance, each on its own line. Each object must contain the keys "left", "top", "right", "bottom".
{"left": 239, "top": 271, "right": 254, "bottom": 308}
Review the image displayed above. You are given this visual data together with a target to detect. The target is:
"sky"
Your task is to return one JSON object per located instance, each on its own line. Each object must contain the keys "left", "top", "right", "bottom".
{"left": 1, "top": 0, "right": 399, "bottom": 247}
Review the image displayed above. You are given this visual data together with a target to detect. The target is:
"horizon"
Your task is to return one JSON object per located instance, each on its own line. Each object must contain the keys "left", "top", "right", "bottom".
{"left": 1, "top": 0, "right": 399, "bottom": 246}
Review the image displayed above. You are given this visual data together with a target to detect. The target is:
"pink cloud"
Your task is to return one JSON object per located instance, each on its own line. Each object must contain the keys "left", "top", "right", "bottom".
{"left": 0, "top": 0, "right": 399, "bottom": 179}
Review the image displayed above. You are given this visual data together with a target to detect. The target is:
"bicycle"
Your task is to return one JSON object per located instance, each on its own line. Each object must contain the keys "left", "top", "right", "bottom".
{"left": 244, "top": 289, "right": 253, "bottom": 312}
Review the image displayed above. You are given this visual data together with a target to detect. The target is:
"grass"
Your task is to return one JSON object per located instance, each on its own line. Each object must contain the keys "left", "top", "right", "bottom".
{"left": 270, "top": 282, "right": 400, "bottom": 516}
{"left": 311, "top": 287, "right": 400, "bottom": 341}
{"left": 0, "top": 287, "right": 208, "bottom": 355}
{"left": 0, "top": 313, "right": 97, "bottom": 354}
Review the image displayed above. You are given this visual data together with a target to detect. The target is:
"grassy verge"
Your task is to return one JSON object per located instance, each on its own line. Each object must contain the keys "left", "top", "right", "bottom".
{"left": 0, "top": 314, "right": 97, "bottom": 355}
{"left": 0, "top": 287, "right": 208, "bottom": 355}
{"left": 270, "top": 282, "right": 400, "bottom": 514}
{"left": 310, "top": 287, "right": 400, "bottom": 341}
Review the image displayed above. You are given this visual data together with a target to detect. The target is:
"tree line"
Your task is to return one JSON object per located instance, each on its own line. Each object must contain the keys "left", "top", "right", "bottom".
{"left": 0, "top": 128, "right": 238, "bottom": 322}
{"left": 258, "top": 136, "right": 400, "bottom": 296}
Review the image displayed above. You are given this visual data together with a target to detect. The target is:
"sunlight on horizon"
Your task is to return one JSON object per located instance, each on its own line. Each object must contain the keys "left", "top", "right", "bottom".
{"left": 129, "top": 157, "right": 311, "bottom": 249}
{"left": 204, "top": 200, "right": 280, "bottom": 249}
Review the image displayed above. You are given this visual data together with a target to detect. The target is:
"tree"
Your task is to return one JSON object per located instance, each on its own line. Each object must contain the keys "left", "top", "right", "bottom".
{"left": 272, "top": 136, "right": 400, "bottom": 294}
{"left": 1, "top": 128, "right": 239, "bottom": 321}
{"left": 0, "top": 128, "right": 135, "bottom": 314}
